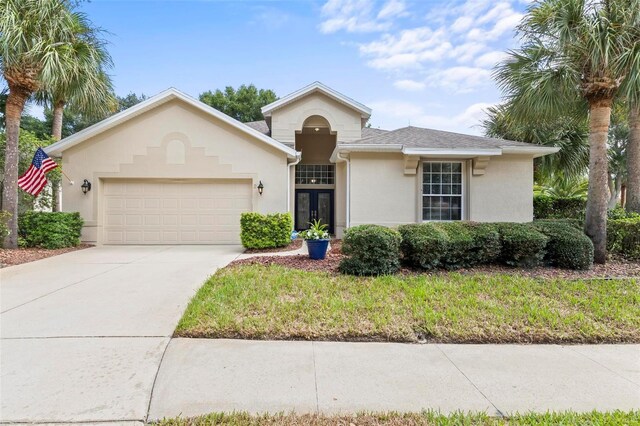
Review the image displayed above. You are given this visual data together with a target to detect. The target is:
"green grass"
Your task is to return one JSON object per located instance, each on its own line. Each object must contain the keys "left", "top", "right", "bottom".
{"left": 175, "top": 265, "right": 640, "bottom": 343}
{"left": 156, "top": 410, "right": 640, "bottom": 425}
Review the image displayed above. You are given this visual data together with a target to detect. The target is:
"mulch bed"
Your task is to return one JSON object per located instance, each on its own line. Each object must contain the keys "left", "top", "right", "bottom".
{"left": 231, "top": 239, "right": 640, "bottom": 279}
{"left": 0, "top": 244, "right": 92, "bottom": 268}
{"left": 243, "top": 238, "right": 303, "bottom": 254}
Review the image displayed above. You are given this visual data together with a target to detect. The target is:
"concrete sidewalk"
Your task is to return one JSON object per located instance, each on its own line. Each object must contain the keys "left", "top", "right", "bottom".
{"left": 149, "top": 339, "right": 640, "bottom": 421}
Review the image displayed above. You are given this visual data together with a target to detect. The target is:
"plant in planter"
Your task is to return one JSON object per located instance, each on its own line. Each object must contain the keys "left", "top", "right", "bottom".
{"left": 299, "top": 219, "right": 330, "bottom": 260}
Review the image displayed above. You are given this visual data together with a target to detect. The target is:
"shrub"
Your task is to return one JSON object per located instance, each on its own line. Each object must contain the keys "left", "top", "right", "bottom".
{"left": 240, "top": 212, "right": 292, "bottom": 249}
{"left": 534, "top": 218, "right": 583, "bottom": 230}
{"left": 464, "top": 222, "right": 502, "bottom": 265}
{"left": 533, "top": 195, "right": 586, "bottom": 220}
{"left": 533, "top": 221, "right": 593, "bottom": 270}
{"left": 608, "top": 206, "right": 640, "bottom": 220}
{"left": 18, "top": 211, "right": 83, "bottom": 249}
{"left": 434, "top": 222, "right": 474, "bottom": 270}
{"left": 339, "top": 225, "right": 402, "bottom": 276}
{"left": 398, "top": 223, "right": 448, "bottom": 269}
{"left": 0, "top": 210, "right": 11, "bottom": 243}
{"left": 608, "top": 217, "right": 640, "bottom": 260}
{"left": 496, "top": 223, "right": 548, "bottom": 268}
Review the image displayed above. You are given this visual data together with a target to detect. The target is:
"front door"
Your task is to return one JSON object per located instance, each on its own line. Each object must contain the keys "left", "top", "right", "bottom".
{"left": 295, "top": 189, "right": 334, "bottom": 234}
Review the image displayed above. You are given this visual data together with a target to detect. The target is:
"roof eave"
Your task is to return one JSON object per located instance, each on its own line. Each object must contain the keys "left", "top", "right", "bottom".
{"left": 502, "top": 146, "right": 561, "bottom": 157}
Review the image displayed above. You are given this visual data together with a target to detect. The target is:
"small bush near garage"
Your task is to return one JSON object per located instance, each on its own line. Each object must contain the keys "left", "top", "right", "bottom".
{"left": 339, "top": 225, "right": 402, "bottom": 276}
{"left": 496, "top": 223, "right": 549, "bottom": 268}
{"left": 240, "top": 212, "right": 293, "bottom": 249}
{"left": 398, "top": 223, "right": 449, "bottom": 270}
{"left": 18, "top": 211, "right": 83, "bottom": 249}
{"left": 534, "top": 221, "right": 594, "bottom": 270}
{"left": 0, "top": 210, "right": 11, "bottom": 242}
{"left": 608, "top": 217, "right": 640, "bottom": 260}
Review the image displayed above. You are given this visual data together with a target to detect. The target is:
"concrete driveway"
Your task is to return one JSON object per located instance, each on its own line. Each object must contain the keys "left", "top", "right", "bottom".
{"left": 0, "top": 245, "right": 242, "bottom": 424}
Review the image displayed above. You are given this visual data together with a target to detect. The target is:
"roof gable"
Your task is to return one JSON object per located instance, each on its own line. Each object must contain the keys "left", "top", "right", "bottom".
{"left": 261, "top": 81, "right": 371, "bottom": 119}
{"left": 45, "top": 88, "right": 298, "bottom": 158}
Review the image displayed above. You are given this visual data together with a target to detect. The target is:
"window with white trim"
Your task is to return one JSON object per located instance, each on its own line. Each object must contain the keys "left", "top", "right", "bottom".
{"left": 295, "top": 164, "right": 335, "bottom": 185}
{"left": 422, "top": 161, "right": 463, "bottom": 221}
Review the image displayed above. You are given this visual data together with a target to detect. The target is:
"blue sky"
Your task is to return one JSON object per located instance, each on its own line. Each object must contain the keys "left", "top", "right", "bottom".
{"left": 44, "top": 0, "right": 530, "bottom": 135}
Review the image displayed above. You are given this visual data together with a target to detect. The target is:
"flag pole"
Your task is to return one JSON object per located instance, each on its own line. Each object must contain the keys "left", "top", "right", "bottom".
{"left": 57, "top": 166, "right": 74, "bottom": 185}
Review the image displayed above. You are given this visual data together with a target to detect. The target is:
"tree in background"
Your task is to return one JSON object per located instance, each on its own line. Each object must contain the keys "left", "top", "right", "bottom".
{"left": 199, "top": 84, "right": 277, "bottom": 123}
{"left": 0, "top": 0, "right": 110, "bottom": 248}
{"left": 493, "top": 0, "right": 640, "bottom": 263}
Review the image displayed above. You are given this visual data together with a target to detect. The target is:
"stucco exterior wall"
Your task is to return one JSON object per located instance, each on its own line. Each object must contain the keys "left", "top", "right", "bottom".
{"left": 347, "top": 153, "right": 535, "bottom": 229}
{"left": 468, "top": 154, "right": 533, "bottom": 222}
{"left": 60, "top": 99, "right": 289, "bottom": 243}
{"left": 296, "top": 133, "right": 335, "bottom": 164}
{"left": 270, "top": 92, "right": 363, "bottom": 145}
{"left": 349, "top": 152, "right": 418, "bottom": 227}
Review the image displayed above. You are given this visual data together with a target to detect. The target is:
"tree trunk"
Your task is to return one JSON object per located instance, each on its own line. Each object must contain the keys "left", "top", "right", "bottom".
{"left": 626, "top": 104, "right": 640, "bottom": 213}
{"left": 50, "top": 100, "right": 65, "bottom": 212}
{"left": 1, "top": 85, "right": 29, "bottom": 248}
{"left": 585, "top": 98, "right": 612, "bottom": 264}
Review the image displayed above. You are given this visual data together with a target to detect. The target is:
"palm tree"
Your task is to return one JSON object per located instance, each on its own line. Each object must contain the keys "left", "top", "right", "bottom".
{"left": 628, "top": 105, "right": 640, "bottom": 212}
{"left": 494, "top": 0, "right": 640, "bottom": 263}
{"left": 35, "top": 15, "right": 115, "bottom": 211}
{"left": 0, "top": 0, "right": 109, "bottom": 247}
{"left": 535, "top": 173, "right": 589, "bottom": 198}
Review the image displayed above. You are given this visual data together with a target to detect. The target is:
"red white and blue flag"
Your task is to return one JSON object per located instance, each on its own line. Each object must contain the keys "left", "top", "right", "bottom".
{"left": 17, "top": 148, "right": 58, "bottom": 196}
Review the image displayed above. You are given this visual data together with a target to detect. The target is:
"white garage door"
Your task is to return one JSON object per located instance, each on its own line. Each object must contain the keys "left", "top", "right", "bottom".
{"left": 102, "top": 180, "right": 252, "bottom": 244}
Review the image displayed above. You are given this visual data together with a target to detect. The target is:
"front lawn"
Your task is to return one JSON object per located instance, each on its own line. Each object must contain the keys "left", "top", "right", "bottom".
{"left": 156, "top": 410, "right": 640, "bottom": 425}
{"left": 175, "top": 264, "right": 640, "bottom": 343}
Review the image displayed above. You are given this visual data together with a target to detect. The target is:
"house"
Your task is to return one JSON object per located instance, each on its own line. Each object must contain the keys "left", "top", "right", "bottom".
{"left": 44, "top": 82, "right": 559, "bottom": 245}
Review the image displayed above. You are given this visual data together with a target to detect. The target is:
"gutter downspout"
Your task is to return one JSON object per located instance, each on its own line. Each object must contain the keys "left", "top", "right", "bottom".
{"left": 336, "top": 151, "right": 350, "bottom": 230}
{"left": 287, "top": 152, "right": 302, "bottom": 213}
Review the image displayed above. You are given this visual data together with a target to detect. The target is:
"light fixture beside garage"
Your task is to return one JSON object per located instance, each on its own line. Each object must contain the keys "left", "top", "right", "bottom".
{"left": 81, "top": 179, "right": 92, "bottom": 194}
{"left": 257, "top": 180, "right": 264, "bottom": 195}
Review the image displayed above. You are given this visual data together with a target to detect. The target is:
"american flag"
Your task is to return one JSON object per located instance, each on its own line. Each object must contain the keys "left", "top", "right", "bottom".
{"left": 17, "top": 148, "right": 58, "bottom": 196}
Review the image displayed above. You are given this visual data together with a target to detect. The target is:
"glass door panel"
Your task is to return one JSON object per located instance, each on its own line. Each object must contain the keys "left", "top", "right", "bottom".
{"left": 296, "top": 192, "right": 311, "bottom": 230}
{"left": 317, "top": 192, "right": 331, "bottom": 229}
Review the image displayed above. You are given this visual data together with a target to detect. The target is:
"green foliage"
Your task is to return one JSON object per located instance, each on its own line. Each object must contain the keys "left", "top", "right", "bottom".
{"left": 533, "top": 195, "right": 586, "bottom": 220}
{"left": 240, "top": 212, "right": 292, "bottom": 249}
{"left": 339, "top": 225, "right": 402, "bottom": 276}
{"left": 398, "top": 223, "right": 448, "bottom": 270}
{"left": 535, "top": 218, "right": 584, "bottom": 230}
{"left": 609, "top": 206, "right": 640, "bottom": 220}
{"left": 464, "top": 222, "right": 502, "bottom": 265}
{"left": 199, "top": 84, "right": 277, "bottom": 122}
{"left": 608, "top": 217, "right": 640, "bottom": 260}
{"left": 298, "top": 219, "right": 329, "bottom": 240}
{"left": 434, "top": 222, "right": 474, "bottom": 270}
{"left": 0, "top": 210, "right": 11, "bottom": 241}
{"left": 496, "top": 223, "right": 549, "bottom": 268}
{"left": 18, "top": 211, "right": 83, "bottom": 249}
{"left": 534, "top": 221, "right": 594, "bottom": 270}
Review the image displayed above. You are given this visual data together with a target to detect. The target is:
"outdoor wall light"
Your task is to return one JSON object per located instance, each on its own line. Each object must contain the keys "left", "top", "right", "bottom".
{"left": 257, "top": 180, "right": 264, "bottom": 195}
{"left": 81, "top": 179, "right": 92, "bottom": 194}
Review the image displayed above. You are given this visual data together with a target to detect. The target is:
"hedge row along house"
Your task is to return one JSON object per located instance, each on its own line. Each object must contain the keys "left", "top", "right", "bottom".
{"left": 44, "top": 82, "right": 558, "bottom": 245}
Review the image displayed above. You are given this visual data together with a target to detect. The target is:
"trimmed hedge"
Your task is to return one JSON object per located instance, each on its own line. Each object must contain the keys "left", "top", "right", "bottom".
{"left": 18, "top": 211, "right": 83, "bottom": 249}
{"left": 339, "top": 225, "right": 402, "bottom": 276}
{"left": 533, "top": 221, "right": 594, "bottom": 270}
{"left": 464, "top": 222, "right": 502, "bottom": 265}
{"left": 608, "top": 217, "right": 640, "bottom": 260}
{"left": 496, "top": 223, "right": 548, "bottom": 268}
{"left": 398, "top": 223, "right": 448, "bottom": 270}
{"left": 240, "top": 212, "right": 292, "bottom": 249}
{"left": 533, "top": 195, "right": 586, "bottom": 220}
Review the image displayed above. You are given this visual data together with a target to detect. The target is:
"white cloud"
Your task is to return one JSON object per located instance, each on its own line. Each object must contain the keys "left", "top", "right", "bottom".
{"left": 474, "top": 50, "right": 508, "bottom": 68}
{"left": 319, "top": 0, "right": 407, "bottom": 34}
{"left": 368, "top": 99, "right": 425, "bottom": 117}
{"left": 393, "top": 79, "right": 426, "bottom": 91}
{"left": 427, "top": 66, "right": 492, "bottom": 93}
{"left": 414, "top": 102, "right": 495, "bottom": 133}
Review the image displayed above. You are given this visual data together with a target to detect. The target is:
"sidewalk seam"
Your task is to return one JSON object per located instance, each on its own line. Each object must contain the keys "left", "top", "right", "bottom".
{"left": 565, "top": 346, "right": 640, "bottom": 388}
{"left": 145, "top": 337, "right": 172, "bottom": 423}
{"left": 311, "top": 341, "right": 320, "bottom": 414}
{"left": 435, "top": 344, "right": 504, "bottom": 417}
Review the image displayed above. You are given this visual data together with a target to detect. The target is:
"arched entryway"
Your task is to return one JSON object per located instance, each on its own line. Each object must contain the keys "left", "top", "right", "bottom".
{"left": 294, "top": 115, "right": 337, "bottom": 233}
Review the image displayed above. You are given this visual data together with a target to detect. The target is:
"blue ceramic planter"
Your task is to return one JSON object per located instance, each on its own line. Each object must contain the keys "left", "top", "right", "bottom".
{"left": 306, "top": 239, "right": 330, "bottom": 260}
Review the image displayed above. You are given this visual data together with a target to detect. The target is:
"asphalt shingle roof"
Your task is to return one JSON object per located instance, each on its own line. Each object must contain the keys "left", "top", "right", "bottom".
{"left": 244, "top": 120, "right": 270, "bottom": 136}
{"left": 348, "top": 126, "right": 535, "bottom": 149}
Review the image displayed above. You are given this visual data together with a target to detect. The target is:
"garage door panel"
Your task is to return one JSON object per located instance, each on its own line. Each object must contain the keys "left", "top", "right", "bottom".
{"left": 103, "top": 180, "right": 251, "bottom": 245}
